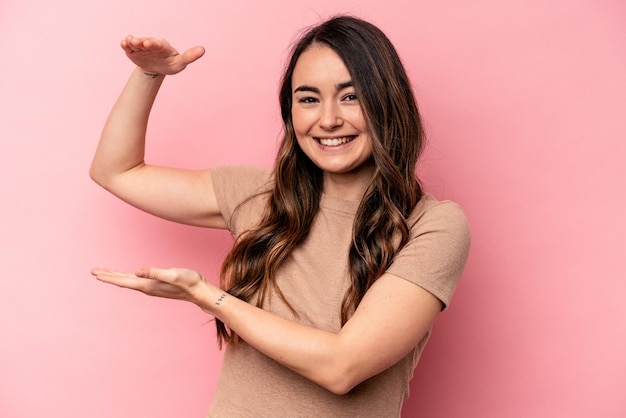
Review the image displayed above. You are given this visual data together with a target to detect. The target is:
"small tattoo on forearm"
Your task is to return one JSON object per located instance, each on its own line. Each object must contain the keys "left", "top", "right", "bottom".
{"left": 216, "top": 293, "right": 227, "bottom": 306}
{"left": 143, "top": 71, "right": 159, "bottom": 78}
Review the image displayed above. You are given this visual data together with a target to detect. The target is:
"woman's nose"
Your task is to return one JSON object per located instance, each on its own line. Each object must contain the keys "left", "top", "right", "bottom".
{"left": 318, "top": 102, "right": 343, "bottom": 130}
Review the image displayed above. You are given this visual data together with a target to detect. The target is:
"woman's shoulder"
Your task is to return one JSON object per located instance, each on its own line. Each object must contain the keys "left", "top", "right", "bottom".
{"left": 388, "top": 193, "right": 471, "bottom": 309}
{"left": 211, "top": 165, "right": 273, "bottom": 197}
{"left": 212, "top": 164, "right": 273, "bottom": 183}
{"left": 408, "top": 192, "right": 471, "bottom": 249}
{"left": 412, "top": 193, "right": 469, "bottom": 229}
{"left": 211, "top": 165, "right": 274, "bottom": 231}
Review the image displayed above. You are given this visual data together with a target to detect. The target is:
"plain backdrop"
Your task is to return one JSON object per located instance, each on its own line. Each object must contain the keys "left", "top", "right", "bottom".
{"left": 1, "top": 0, "right": 625, "bottom": 417}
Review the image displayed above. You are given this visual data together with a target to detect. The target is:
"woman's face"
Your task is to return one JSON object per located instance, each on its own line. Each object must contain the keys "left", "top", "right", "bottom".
{"left": 291, "top": 44, "right": 374, "bottom": 188}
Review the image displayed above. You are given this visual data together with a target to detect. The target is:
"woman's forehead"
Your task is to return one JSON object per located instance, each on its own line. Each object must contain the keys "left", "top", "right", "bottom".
{"left": 292, "top": 45, "right": 351, "bottom": 90}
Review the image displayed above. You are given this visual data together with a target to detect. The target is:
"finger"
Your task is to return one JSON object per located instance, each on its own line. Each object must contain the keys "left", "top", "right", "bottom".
{"left": 91, "top": 267, "right": 122, "bottom": 276}
{"left": 122, "top": 36, "right": 155, "bottom": 53}
{"left": 92, "top": 269, "right": 143, "bottom": 289}
{"left": 120, "top": 35, "right": 135, "bottom": 53}
{"left": 92, "top": 266, "right": 165, "bottom": 283}
{"left": 93, "top": 267, "right": 147, "bottom": 285}
{"left": 140, "top": 37, "right": 159, "bottom": 51}
{"left": 125, "top": 36, "right": 144, "bottom": 52}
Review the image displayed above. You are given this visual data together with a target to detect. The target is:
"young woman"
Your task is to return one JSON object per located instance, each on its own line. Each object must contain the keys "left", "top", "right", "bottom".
{"left": 91, "top": 15, "right": 470, "bottom": 417}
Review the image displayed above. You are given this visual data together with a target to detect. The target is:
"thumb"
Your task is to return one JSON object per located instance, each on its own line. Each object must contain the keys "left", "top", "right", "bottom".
{"left": 135, "top": 266, "right": 182, "bottom": 283}
{"left": 135, "top": 266, "right": 159, "bottom": 279}
{"left": 181, "top": 46, "right": 205, "bottom": 65}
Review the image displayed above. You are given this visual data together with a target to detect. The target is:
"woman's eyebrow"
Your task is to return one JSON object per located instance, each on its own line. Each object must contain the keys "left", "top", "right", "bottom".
{"left": 336, "top": 81, "right": 353, "bottom": 90}
{"left": 293, "top": 81, "right": 354, "bottom": 94}
{"left": 294, "top": 85, "right": 319, "bottom": 94}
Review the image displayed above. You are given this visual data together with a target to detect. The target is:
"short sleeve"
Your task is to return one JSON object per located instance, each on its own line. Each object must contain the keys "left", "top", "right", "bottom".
{"left": 386, "top": 197, "right": 471, "bottom": 309}
{"left": 210, "top": 165, "right": 273, "bottom": 235}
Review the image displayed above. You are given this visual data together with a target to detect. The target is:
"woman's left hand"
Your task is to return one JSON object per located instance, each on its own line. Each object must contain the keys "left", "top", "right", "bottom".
{"left": 91, "top": 266, "right": 213, "bottom": 309}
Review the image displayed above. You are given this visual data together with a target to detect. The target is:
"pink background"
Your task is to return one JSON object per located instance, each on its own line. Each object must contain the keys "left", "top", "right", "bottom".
{"left": 1, "top": 0, "right": 625, "bottom": 417}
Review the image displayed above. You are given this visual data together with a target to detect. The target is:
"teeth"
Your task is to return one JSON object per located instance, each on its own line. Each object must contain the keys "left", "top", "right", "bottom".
{"left": 319, "top": 136, "right": 353, "bottom": 147}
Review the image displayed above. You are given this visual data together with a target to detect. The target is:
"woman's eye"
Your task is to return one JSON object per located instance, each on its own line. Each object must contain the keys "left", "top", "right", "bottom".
{"left": 343, "top": 93, "right": 358, "bottom": 101}
{"left": 298, "top": 97, "right": 318, "bottom": 104}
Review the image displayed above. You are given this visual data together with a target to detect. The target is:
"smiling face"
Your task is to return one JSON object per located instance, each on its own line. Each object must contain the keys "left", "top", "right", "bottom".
{"left": 291, "top": 44, "right": 374, "bottom": 197}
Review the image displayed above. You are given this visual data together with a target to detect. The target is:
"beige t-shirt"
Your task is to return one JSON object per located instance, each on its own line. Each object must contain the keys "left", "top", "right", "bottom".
{"left": 207, "top": 165, "right": 470, "bottom": 418}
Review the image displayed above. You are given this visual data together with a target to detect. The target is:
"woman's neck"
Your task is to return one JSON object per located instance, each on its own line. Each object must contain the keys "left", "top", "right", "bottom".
{"left": 322, "top": 161, "right": 375, "bottom": 202}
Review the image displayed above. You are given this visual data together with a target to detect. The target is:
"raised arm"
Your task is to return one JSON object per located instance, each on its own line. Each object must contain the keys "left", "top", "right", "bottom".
{"left": 90, "top": 36, "right": 227, "bottom": 228}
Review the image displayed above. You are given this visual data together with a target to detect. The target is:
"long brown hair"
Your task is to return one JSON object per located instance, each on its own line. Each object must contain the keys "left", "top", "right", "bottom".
{"left": 216, "top": 16, "right": 425, "bottom": 345}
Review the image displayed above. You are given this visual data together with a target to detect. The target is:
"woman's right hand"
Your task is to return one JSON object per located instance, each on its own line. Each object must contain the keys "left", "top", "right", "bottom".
{"left": 120, "top": 36, "right": 205, "bottom": 75}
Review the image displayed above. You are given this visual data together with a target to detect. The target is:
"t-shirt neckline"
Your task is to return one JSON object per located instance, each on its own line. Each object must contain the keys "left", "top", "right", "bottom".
{"left": 320, "top": 192, "right": 360, "bottom": 215}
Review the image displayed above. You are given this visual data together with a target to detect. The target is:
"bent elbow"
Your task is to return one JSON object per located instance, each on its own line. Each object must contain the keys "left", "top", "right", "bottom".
{"left": 89, "top": 165, "right": 110, "bottom": 190}
{"left": 326, "top": 379, "right": 356, "bottom": 396}
{"left": 88, "top": 156, "right": 107, "bottom": 185}
{"left": 88, "top": 160, "right": 127, "bottom": 190}
{"left": 318, "top": 367, "right": 362, "bottom": 396}
{"left": 88, "top": 164, "right": 101, "bottom": 185}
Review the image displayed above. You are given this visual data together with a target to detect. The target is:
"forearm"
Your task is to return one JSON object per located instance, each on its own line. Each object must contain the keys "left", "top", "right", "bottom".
{"left": 202, "top": 288, "right": 365, "bottom": 395}
{"left": 195, "top": 273, "right": 440, "bottom": 395}
{"left": 90, "top": 67, "right": 165, "bottom": 187}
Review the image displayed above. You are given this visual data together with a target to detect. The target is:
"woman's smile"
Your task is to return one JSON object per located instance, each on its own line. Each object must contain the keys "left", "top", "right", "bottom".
{"left": 315, "top": 135, "right": 357, "bottom": 147}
